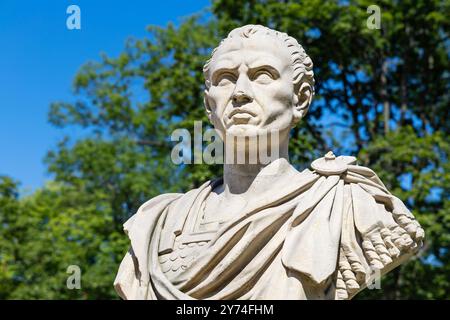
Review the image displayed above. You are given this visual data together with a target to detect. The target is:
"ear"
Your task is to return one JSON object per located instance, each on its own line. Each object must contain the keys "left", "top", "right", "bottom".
{"left": 204, "top": 89, "right": 213, "bottom": 122}
{"left": 292, "top": 82, "right": 313, "bottom": 124}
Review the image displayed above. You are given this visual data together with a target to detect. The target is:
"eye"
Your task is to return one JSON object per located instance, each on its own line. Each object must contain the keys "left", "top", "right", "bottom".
{"left": 252, "top": 70, "right": 274, "bottom": 84}
{"left": 215, "top": 73, "right": 236, "bottom": 86}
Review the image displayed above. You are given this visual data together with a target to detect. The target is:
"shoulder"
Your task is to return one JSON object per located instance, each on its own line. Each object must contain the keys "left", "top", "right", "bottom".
{"left": 310, "top": 151, "right": 388, "bottom": 190}
{"left": 310, "top": 152, "right": 424, "bottom": 299}
{"left": 132, "top": 178, "right": 219, "bottom": 217}
{"left": 137, "top": 193, "right": 183, "bottom": 214}
{"left": 311, "top": 151, "right": 357, "bottom": 176}
{"left": 123, "top": 193, "right": 182, "bottom": 234}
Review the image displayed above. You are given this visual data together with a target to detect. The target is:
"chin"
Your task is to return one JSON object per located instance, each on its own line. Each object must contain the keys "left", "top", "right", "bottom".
{"left": 225, "top": 124, "right": 262, "bottom": 138}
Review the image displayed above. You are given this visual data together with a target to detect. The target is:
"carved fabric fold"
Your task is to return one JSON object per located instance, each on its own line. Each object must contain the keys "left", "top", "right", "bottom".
{"left": 114, "top": 162, "right": 424, "bottom": 300}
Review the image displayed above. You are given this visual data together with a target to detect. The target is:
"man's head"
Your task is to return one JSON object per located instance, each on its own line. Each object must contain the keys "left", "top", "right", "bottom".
{"left": 203, "top": 25, "right": 315, "bottom": 140}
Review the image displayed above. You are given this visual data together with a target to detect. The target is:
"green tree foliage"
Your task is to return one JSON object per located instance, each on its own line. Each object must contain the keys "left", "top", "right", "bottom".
{"left": 0, "top": 177, "right": 129, "bottom": 298}
{"left": 0, "top": 0, "right": 448, "bottom": 298}
{"left": 0, "top": 176, "right": 21, "bottom": 298}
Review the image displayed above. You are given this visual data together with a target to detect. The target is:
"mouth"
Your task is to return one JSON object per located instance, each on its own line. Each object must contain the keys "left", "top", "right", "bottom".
{"left": 228, "top": 108, "right": 257, "bottom": 118}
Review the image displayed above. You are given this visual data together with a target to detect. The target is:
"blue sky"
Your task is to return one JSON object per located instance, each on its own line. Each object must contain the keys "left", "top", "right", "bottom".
{"left": 0, "top": 0, "right": 210, "bottom": 193}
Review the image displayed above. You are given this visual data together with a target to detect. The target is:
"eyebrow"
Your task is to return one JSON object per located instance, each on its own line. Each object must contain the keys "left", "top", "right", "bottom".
{"left": 211, "top": 63, "right": 281, "bottom": 81}
{"left": 211, "top": 65, "right": 239, "bottom": 83}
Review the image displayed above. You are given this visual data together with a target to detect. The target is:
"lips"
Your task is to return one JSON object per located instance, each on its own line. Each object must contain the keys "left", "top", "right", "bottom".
{"left": 228, "top": 108, "right": 256, "bottom": 118}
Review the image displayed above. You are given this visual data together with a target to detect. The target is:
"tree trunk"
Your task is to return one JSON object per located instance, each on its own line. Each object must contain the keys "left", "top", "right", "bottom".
{"left": 381, "top": 59, "right": 390, "bottom": 135}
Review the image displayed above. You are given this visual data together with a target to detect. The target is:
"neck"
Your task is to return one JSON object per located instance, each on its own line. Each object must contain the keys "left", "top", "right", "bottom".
{"left": 222, "top": 136, "right": 292, "bottom": 196}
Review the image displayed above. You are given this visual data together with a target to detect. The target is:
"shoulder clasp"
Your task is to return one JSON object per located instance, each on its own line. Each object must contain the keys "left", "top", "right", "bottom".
{"left": 311, "top": 151, "right": 357, "bottom": 175}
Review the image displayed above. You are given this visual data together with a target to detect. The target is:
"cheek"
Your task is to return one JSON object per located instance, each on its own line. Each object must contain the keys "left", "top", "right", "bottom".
{"left": 254, "top": 81, "right": 293, "bottom": 110}
{"left": 207, "top": 87, "right": 234, "bottom": 125}
{"left": 274, "top": 78, "right": 294, "bottom": 104}
{"left": 208, "top": 86, "right": 233, "bottom": 110}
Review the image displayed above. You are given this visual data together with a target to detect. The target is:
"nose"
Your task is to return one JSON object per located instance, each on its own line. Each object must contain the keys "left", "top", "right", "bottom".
{"left": 232, "top": 75, "right": 253, "bottom": 104}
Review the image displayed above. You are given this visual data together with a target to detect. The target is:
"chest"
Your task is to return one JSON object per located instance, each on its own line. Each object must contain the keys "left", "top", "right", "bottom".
{"left": 157, "top": 184, "right": 257, "bottom": 281}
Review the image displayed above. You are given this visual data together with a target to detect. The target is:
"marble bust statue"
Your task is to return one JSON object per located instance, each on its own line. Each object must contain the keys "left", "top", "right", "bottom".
{"left": 114, "top": 24, "right": 424, "bottom": 300}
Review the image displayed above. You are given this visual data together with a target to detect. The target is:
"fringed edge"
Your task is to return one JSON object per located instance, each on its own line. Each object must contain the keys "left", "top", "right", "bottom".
{"left": 336, "top": 246, "right": 366, "bottom": 300}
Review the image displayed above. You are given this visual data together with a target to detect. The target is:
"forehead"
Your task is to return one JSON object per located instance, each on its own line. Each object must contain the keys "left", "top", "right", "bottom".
{"left": 209, "top": 35, "right": 292, "bottom": 72}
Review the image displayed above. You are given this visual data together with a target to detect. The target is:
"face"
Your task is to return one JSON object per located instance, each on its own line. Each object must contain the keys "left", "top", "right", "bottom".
{"left": 205, "top": 35, "right": 297, "bottom": 140}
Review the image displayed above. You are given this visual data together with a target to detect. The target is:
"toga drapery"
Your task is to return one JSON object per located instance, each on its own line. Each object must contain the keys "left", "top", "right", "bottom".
{"left": 114, "top": 156, "right": 424, "bottom": 300}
